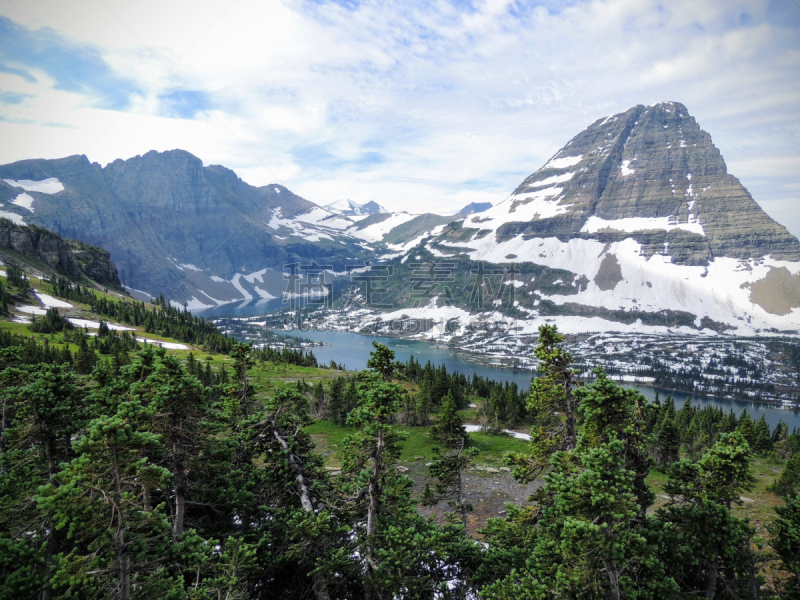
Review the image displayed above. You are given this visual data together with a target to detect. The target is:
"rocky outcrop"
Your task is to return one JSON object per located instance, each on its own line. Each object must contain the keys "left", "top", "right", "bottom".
{"left": 0, "top": 219, "right": 120, "bottom": 286}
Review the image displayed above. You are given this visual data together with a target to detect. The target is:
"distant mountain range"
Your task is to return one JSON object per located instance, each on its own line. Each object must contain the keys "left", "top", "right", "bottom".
{"left": 324, "top": 199, "right": 388, "bottom": 216}
{"left": 1, "top": 101, "right": 798, "bottom": 334}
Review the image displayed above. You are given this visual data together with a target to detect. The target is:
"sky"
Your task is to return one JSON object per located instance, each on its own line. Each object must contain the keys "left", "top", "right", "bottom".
{"left": 0, "top": 0, "right": 799, "bottom": 236}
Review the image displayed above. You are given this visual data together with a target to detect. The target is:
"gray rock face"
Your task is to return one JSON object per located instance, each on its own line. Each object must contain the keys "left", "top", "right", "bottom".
{"left": 0, "top": 150, "right": 368, "bottom": 301}
{"left": 0, "top": 219, "right": 119, "bottom": 285}
{"left": 411, "top": 102, "right": 800, "bottom": 333}
{"left": 506, "top": 102, "right": 800, "bottom": 264}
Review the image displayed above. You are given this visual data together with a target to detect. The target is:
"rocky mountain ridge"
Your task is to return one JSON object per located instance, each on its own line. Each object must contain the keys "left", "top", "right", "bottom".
{"left": 0, "top": 151, "right": 377, "bottom": 308}
{"left": 0, "top": 102, "right": 797, "bottom": 335}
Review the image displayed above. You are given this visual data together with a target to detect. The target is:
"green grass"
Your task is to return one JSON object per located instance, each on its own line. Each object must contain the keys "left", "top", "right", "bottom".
{"left": 304, "top": 419, "right": 530, "bottom": 468}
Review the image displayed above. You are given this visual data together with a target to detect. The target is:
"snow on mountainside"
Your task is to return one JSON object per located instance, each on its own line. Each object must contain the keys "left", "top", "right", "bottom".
{"left": 0, "top": 151, "right": 428, "bottom": 308}
{"left": 0, "top": 101, "right": 797, "bottom": 333}
{"left": 404, "top": 101, "right": 800, "bottom": 335}
{"left": 324, "top": 198, "right": 388, "bottom": 216}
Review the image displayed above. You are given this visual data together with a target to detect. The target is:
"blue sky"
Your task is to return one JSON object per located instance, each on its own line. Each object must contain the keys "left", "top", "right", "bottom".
{"left": 0, "top": 0, "right": 799, "bottom": 236}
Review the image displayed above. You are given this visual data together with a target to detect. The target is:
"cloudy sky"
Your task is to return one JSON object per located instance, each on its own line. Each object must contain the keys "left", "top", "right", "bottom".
{"left": 1, "top": 0, "right": 799, "bottom": 235}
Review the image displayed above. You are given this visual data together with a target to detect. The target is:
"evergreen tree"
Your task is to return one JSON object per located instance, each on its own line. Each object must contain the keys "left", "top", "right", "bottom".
{"left": 245, "top": 388, "right": 341, "bottom": 600}
{"left": 229, "top": 342, "right": 255, "bottom": 417}
{"left": 312, "top": 380, "right": 326, "bottom": 416}
{"left": 654, "top": 416, "right": 680, "bottom": 468}
{"left": 423, "top": 439, "right": 478, "bottom": 527}
{"left": 506, "top": 324, "right": 579, "bottom": 482}
{"left": 770, "top": 493, "right": 800, "bottom": 599}
{"left": 769, "top": 452, "right": 800, "bottom": 498}
{"left": 141, "top": 354, "right": 210, "bottom": 541}
{"left": 74, "top": 334, "right": 98, "bottom": 374}
{"left": 482, "top": 369, "right": 672, "bottom": 600}
{"left": 737, "top": 410, "right": 755, "bottom": 447}
{"left": 752, "top": 415, "right": 773, "bottom": 455}
{"left": 431, "top": 390, "right": 466, "bottom": 446}
{"left": 340, "top": 344, "right": 411, "bottom": 599}
{"left": 653, "top": 430, "right": 756, "bottom": 599}
{"left": 326, "top": 376, "right": 347, "bottom": 424}
{"left": 37, "top": 398, "right": 171, "bottom": 600}
{"left": 0, "top": 364, "right": 85, "bottom": 599}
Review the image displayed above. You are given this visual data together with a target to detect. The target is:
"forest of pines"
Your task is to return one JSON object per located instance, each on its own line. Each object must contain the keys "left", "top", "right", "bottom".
{"left": 0, "top": 320, "right": 799, "bottom": 599}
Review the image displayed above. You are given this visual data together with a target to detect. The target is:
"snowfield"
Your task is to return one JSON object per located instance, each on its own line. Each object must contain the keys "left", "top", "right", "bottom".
{"left": 581, "top": 215, "right": 705, "bottom": 236}
{"left": 11, "top": 193, "right": 35, "bottom": 212}
{"left": 2, "top": 178, "right": 64, "bottom": 194}
{"left": 543, "top": 155, "right": 583, "bottom": 170}
{"left": 136, "top": 337, "right": 190, "bottom": 350}
{"left": 34, "top": 292, "right": 73, "bottom": 309}
{"left": 436, "top": 230, "right": 800, "bottom": 333}
{"left": 0, "top": 211, "right": 25, "bottom": 225}
{"left": 68, "top": 318, "right": 134, "bottom": 331}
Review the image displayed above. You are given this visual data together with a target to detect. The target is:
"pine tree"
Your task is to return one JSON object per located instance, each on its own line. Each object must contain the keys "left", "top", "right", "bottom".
{"left": 431, "top": 389, "right": 466, "bottom": 446}
{"left": 653, "top": 431, "right": 756, "bottom": 599}
{"left": 482, "top": 369, "right": 672, "bottom": 600}
{"left": 74, "top": 334, "right": 98, "bottom": 374}
{"left": 506, "top": 324, "right": 579, "bottom": 482}
{"left": 312, "top": 380, "right": 325, "bottom": 416}
{"left": 326, "top": 376, "right": 347, "bottom": 424}
{"left": 37, "top": 398, "right": 171, "bottom": 600}
{"left": 737, "top": 409, "right": 755, "bottom": 447}
{"left": 246, "top": 388, "right": 340, "bottom": 600}
{"left": 340, "top": 346, "right": 411, "bottom": 599}
{"left": 770, "top": 493, "right": 800, "bottom": 599}
{"left": 654, "top": 416, "right": 680, "bottom": 468}
{"left": 229, "top": 342, "right": 255, "bottom": 417}
{"left": 0, "top": 364, "right": 85, "bottom": 599}
{"left": 141, "top": 354, "right": 210, "bottom": 541}
{"left": 769, "top": 452, "right": 800, "bottom": 498}
{"left": 423, "top": 438, "right": 478, "bottom": 527}
{"left": 752, "top": 415, "right": 773, "bottom": 455}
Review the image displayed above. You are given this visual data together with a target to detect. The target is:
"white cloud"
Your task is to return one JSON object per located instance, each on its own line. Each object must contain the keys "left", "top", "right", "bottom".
{"left": 0, "top": 0, "right": 798, "bottom": 236}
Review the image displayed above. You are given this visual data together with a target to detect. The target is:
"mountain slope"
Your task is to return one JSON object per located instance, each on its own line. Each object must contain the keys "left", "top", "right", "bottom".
{"left": 0, "top": 150, "right": 373, "bottom": 307}
{"left": 0, "top": 218, "right": 120, "bottom": 286}
{"left": 389, "top": 102, "right": 800, "bottom": 334}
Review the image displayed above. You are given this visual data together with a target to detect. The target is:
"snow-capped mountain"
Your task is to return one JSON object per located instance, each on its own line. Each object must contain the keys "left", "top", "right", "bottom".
{"left": 378, "top": 102, "right": 800, "bottom": 335}
{"left": 1, "top": 101, "right": 797, "bottom": 333}
{"left": 324, "top": 199, "right": 388, "bottom": 216}
{"left": 0, "top": 151, "right": 380, "bottom": 308}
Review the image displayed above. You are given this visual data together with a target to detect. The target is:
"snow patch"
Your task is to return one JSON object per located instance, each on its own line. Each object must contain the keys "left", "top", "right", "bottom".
{"left": 2, "top": 177, "right": 64, "bottom": 194}
{"left": 544, "top": 155, "right": 582, "bottom": 170}
{"left": 253, "top": 285, "right": 276, "bottom": 300}
{"left": 346, "top": 213, "right": 418, "bottom": 243}
{"left": 0, "top": 211, "right": 25, "bottom": 225}
{"left": 34, "top": 292, "right": 73, "bottom": 308}
{"left": 581, "top": 215, "right": 704, "bottom": 237}
{"left": 526, "top": 171, "right": 575, "bottom": 189}
{"left": 136, "top": 337, "right": 190, "bottom": 350}
{"left": 11, "top": 193, "right": 35, "bottom": 212}
{"left": 16, "top": 305, "right": 47, "bottom": 315}
{"left": 620, "top": 160, "right": 634, "bottom": 176}
{"left": 67, "top": 318, "right": 134, "bottom": 331}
